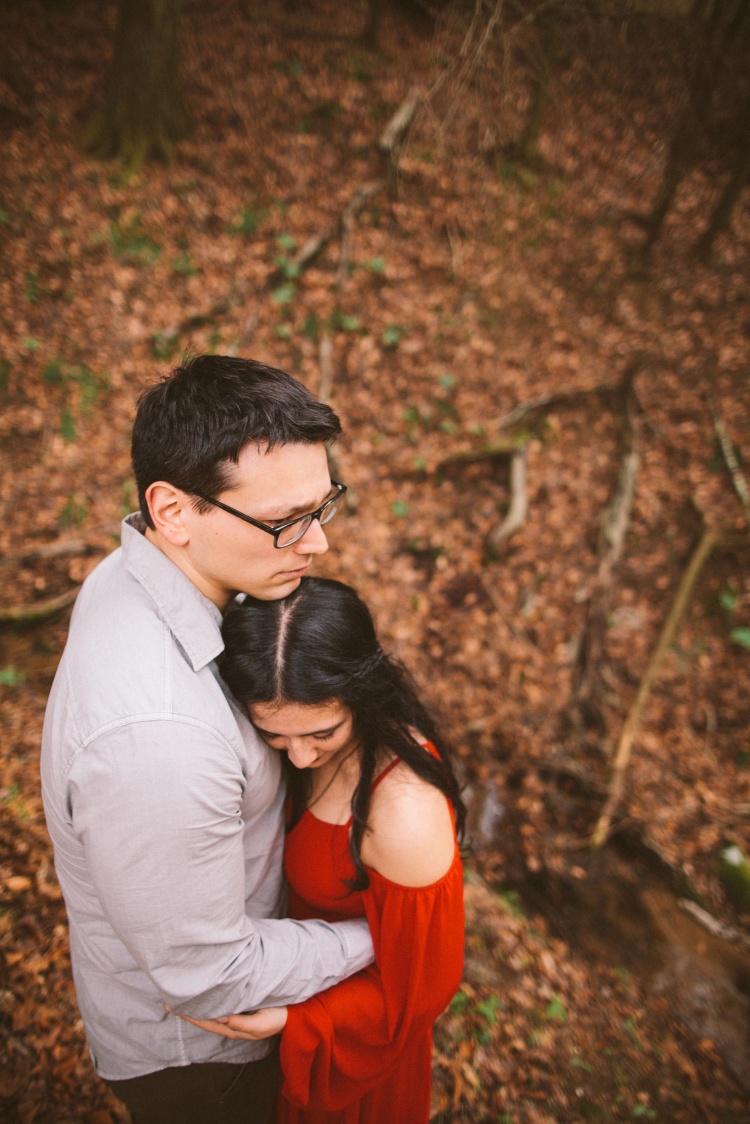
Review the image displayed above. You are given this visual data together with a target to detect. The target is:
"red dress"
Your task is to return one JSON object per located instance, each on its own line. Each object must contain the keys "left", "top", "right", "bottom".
{"left": 277, "top": 757, "right": 465, "bottom": 1124}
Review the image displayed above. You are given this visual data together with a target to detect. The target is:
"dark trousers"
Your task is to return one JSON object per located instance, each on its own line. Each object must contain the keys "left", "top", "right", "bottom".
{"left": 106, "top": 1047, "right": 280, "bottom": 1124}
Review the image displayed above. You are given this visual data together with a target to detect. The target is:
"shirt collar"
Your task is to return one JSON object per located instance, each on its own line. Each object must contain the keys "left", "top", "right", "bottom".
{"left": 121, "top": 514, "right": 224, "bottom": 672}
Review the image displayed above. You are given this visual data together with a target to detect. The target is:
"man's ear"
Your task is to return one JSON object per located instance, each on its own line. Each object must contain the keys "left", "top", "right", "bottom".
{"left": 145, "top": 482, "right": 192, "bottom": 546}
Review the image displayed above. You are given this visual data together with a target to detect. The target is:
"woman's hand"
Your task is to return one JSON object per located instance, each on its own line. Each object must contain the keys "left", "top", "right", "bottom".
{"left": 167, "top": 1005, "right": 288, "bottom": 1041}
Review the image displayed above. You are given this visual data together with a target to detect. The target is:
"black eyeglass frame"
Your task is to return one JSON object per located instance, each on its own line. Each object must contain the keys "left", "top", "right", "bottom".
{"left": 191, "top": 480, "right": 347, "bottom": 549}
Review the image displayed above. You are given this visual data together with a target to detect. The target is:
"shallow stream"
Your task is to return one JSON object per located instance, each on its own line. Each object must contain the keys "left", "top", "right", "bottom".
{"left": 466, "top": 780, "right": 750, "bottom": 1091}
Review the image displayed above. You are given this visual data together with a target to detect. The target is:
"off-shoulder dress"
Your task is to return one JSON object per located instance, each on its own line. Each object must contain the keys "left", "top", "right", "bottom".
{"left": 277, "top": 751, "right": 465, "bottom": 1124}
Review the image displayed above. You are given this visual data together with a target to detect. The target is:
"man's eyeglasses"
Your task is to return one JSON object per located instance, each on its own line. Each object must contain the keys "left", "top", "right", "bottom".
{"left": 191, "top": 481, "right": 347, "bottom": 549}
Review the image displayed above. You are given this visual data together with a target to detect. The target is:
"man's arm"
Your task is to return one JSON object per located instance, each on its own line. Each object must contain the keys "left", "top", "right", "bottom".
{"left": 68, "top": 717, "right": 373, "bottom": 1018}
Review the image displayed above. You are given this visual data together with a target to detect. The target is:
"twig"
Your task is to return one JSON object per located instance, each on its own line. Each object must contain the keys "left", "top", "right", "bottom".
{"left": 379, "top": 88, "right": 422, "bottom": 193}
{"left": 152, "top": 298, "right": 231, "bottom": 354}
{"left": 8, "top": 539, "right": 91, "bottom": 564}
{"left": 0, "top": 587, "right": 79, "bottom": 624}
{"left": 318, "top": 334, "right": 334, "bottom": 404}
{"left": 289, "top": 181, "right": 382, "bottom": 282}
{"left": 486, "top": 444, "right": 528, "bottom": 554}
{"left": 678, "top": 899, "right": 750, "bottom": 950}
{"left": 479, "top": 569, "right": 537, "bottom": 651}
{"left": 317, "top": 335, "right": 357, "bottom": 514}
{"left": 378, "top": 88, "right": 422, "bottom": 154}
{"left": 711, "top": 402, "right": 750, "bottom": 516}
{"left": 591, "top": 525, "right": 721, "bottom": 848}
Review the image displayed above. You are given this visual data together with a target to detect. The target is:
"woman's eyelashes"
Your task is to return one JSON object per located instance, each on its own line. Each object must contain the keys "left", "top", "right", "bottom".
{"left": 262, "top": 730, "right": 336, "bottom": 744}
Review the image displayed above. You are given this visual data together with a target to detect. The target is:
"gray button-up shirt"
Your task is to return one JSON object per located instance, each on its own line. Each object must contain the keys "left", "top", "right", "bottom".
{"left": 41, "top": 516, "right": 373, "bottom": 1081}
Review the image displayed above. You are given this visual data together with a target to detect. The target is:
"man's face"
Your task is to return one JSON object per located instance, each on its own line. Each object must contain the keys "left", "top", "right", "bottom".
{"left": 178, "top": 441, "right": 333, "bottom": 607}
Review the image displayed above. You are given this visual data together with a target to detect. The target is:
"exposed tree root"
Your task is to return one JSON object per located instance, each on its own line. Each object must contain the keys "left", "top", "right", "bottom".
{"left": 486, "top": 444, "right": 528, "bottom": 555}
{"left": 574, "top": 394, "right": 642, "bottom": 710}
{"left": 591, "top": 524, "right": 722, "bottom": 849}
{"left": 0, "top": 588, "right": 79, "bottom": 625}
{"left": 712, "top": 401, "right": 750, "bottom": 517}
{"left": 492, "top": 381, "right": 616, "bottom": 431}
{"left": 435, "top": 437, "right": 525, "bottom": 472}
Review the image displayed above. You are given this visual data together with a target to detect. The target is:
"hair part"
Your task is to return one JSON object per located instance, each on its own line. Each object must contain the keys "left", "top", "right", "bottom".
{"left": 219, "top": 577, "right": 465, "bottom": 890}
{"left": 131, "top": 354, "right": 341, "bottom": 529}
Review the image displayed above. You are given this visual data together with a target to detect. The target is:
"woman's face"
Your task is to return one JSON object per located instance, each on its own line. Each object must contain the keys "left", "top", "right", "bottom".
{"left": 249, "top": 699, "right": 358, "bottom": 771}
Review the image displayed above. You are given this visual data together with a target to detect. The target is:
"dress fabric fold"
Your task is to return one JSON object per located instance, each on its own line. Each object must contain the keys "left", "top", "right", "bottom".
{"left": 278, "top": 755, "right": 464, "bottom": 1124}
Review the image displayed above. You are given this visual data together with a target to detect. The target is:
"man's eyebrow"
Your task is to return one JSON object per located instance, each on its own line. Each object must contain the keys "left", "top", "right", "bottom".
{"left": 256, "top": 486, "right": 333, "bottom": 522}
{"left": 255, "top": 720, "right": 345, "bottom": 739}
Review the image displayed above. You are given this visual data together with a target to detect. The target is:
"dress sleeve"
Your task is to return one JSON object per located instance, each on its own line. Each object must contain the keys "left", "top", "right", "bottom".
{"left": 279, "top": 850, "right": 464, "bottom": 1112}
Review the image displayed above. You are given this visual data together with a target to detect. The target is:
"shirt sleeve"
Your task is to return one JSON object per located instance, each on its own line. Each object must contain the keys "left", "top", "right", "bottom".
{"left": 279, "top": 851, "right": 465, "bottom": 1111}
{"left": 67, "top": 718, "right": 373, "bottom": 1018}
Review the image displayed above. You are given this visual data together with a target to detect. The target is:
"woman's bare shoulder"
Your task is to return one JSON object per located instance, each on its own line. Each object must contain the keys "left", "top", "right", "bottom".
{"left": 362, "top": 762, "right": 456, "bottom": 888}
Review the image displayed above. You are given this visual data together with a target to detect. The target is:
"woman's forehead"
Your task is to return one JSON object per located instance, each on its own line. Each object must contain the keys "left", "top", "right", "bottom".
{"left": 249, "top": 698, "right": 348, "bottom": 732}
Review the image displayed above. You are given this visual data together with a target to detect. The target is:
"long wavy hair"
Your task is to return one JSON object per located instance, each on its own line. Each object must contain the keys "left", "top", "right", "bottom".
{"left": 219, "top": 577, "right": 465, "bottom": 889}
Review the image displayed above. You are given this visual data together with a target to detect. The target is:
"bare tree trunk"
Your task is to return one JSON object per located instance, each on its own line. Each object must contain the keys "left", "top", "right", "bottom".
{"left": 642, "top": 113, "right": 693, "bottom": 254}
{"left": 82, "top": 0, "right": 189, "bottom": 169}
{"left": 642, "top": 0, "right": 750, "bottom": 253}
{"left": 694, "top": 89, "right": 750, "bottom": 259}
{"left": 361, "top": 0, "right": 383, "bottom": 50}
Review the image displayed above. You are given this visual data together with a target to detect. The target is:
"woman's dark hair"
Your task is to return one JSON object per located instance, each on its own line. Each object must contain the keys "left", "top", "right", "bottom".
{"left": 220, "top": 577, "right": 465, "bottom": 890}
{"left": 131, "top": 355, "right": 341, "bottom": 529}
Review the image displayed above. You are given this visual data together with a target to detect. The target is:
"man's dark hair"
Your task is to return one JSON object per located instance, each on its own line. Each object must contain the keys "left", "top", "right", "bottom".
{"left": 131, "top": 355, "right": 341, "bottom": 528}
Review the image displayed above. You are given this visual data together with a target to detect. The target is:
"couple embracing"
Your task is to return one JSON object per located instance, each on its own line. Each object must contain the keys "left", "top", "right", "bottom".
{"left": 41, "top": 355, "right": 465, "bottom": 1124}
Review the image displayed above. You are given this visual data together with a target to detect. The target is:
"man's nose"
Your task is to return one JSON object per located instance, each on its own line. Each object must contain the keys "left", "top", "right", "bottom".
{"left": 293, "top": 518, "right": 328, "bottom": 556}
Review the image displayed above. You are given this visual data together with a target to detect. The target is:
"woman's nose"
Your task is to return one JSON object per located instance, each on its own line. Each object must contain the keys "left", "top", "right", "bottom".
{"left": 287, "top": 741, "right": 318, "bottom": 769}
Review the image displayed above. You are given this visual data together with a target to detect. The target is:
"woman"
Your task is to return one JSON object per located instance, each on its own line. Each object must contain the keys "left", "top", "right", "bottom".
{"left": 186, "top": 577, "right": 465, "bottom": 1123}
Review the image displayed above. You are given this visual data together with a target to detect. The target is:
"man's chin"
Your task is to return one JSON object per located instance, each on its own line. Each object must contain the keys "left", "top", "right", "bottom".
{"left": 245, "top": 573, "right": 305, "bottom": 601}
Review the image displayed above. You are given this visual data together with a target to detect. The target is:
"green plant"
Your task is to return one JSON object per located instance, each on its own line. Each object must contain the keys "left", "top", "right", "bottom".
{"left": 0, "top": 666, "right": 26, "bottom": 687}
{"left": 448, "top": 989, "right": 469, "bottom": 1015}
{"left": 230, "top": 205, "right": 266, "bottom": 238}
{"left": 381, "top": 324, "right": 407, "bottom": 349}
{"left": 500, "top": 889, "right": 524, "bottom": 917}
{"left": 60, "top": 408, "right": 76, "bottom": 442}
{"left": 327, "top": 309, "right": 361, "bottom": 333}
{"left": 44, "top": 360, "right": 105, "bottom": 433}
{"left": 545, "top": 994, "right": 567, "bottom": 1022}
{"left": 475, "top": 995, "right": 502, "bottom": 1023}
{"left": 109, "top": 211, "right": 160, "bottom": 264}
{"left": 171, "top": 253, "right": 201, "bottom": 278}
{"left": 272, "top": 282, "right": 296, "bottom": 306}
{"left": 24, "top": 270, "right": 40, "bottom": 302}
{"left": 59, "top": 496, "right": 87, "bottom": 528}
{"left": 731, "top": 627, "right": 750, "bottom": 651}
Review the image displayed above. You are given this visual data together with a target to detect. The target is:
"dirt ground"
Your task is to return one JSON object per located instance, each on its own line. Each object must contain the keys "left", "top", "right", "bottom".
{"left": 1, "top": 2, "right": 749, "bottom": 1120}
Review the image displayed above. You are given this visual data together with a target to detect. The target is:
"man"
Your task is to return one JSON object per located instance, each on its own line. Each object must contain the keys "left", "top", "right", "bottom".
{"left": 41, "top": 356, "right": 374, "bottom": 1124}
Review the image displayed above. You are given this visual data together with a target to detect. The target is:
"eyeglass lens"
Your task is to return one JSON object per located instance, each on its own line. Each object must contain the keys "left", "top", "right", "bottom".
{"left": 275, "top": 491, "right": 344, "bottom": 547}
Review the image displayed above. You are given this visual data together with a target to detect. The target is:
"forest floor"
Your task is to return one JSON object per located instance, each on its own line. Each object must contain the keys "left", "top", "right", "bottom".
{"left": 1, "top": 1, "right": 749, "bottom": 1120}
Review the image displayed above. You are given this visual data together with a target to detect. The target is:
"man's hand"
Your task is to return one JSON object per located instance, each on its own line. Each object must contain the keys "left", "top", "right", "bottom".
{"left": 167, "top": 1004, "right": 288, "bottom": 1041}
